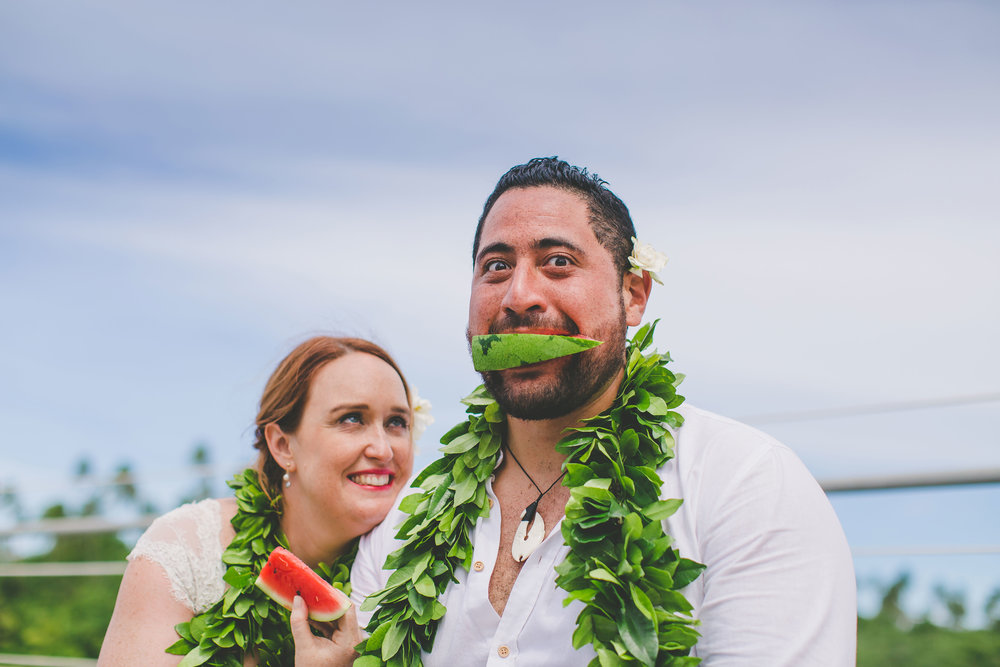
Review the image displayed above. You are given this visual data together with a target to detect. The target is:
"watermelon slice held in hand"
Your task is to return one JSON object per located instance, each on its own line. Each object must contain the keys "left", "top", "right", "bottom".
{"left": 254, "top": 547, "right": 351, "bottom": 622}
{"left": 471, "top": 333, "right": 603, "bottom": 372}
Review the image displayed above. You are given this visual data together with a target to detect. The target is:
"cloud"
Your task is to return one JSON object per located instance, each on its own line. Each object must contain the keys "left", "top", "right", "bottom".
{"left": 1, "top": 3, "right": 998, "bottom": 606}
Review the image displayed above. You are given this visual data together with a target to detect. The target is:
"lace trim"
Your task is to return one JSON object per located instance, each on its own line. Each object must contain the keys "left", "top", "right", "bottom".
{"left": 128, "top": 498, "right": 227, "bottom": 614}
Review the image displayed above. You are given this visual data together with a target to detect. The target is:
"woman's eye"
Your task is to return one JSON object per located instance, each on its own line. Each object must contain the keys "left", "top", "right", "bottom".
{"left": 339, "top": 413, "right": 363, "bottom": 425}
{"left": 387, "top": 415, "right": 410, "bottom": 430}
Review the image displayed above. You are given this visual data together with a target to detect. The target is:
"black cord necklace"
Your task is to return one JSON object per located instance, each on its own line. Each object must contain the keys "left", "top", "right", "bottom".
{"left": 506, "top": 446, "right": 567, "bottom": 562}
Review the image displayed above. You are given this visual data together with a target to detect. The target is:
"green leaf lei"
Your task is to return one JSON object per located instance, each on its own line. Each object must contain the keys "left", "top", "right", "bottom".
{"left": 165, "top": 468, "right": 356, "bottom": 666}
{"left": 358, "top": 321, "right": 705, "bottom": 666}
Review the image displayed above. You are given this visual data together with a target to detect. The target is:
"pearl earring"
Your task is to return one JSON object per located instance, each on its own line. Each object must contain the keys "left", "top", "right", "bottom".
{"left": 283, "top": 472, "right": 291, "bottom": 488}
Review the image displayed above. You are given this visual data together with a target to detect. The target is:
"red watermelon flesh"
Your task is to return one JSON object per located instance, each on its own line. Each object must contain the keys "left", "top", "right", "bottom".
{"left": 254, "top": 546, "right": 351, "bottom": 621}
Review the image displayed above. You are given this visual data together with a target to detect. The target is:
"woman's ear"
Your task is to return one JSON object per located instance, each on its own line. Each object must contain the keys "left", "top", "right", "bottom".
{"left": 264, "top": 422, "right": 295, "bottom": 472}
{"left": 622, "top": 269, "right": 652, "bottom": 327}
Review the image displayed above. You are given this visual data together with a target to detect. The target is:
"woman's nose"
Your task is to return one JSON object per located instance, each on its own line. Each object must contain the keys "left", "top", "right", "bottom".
{"left": 364, "top": 427, "right": 394, "bottom": 461}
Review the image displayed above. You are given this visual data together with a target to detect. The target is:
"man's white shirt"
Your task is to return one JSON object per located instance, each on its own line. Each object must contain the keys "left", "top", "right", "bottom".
{"left": 352, "top": 404, "right": 857, "bottom": 666}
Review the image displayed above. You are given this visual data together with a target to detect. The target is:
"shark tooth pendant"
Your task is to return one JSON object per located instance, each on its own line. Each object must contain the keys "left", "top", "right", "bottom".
{"left": 511, "top": 499, "right": 545, "bottom": 562}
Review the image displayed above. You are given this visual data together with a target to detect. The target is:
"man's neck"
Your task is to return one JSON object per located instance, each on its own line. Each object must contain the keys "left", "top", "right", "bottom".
{"left": 504, "top": 367, "right": 625, "bottom": 476}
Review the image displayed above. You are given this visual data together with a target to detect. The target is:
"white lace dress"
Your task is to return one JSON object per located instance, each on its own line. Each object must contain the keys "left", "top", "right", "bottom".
{"left": 128, "top": 498, "right": 229, "bottom": 614}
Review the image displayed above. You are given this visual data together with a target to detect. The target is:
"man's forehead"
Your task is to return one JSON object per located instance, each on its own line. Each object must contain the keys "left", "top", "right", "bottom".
{"left": 487, "top": 185, "right": 588, "bottom": 218}
{"left": 478, "top": 186, "right": 596, "bottom": 246}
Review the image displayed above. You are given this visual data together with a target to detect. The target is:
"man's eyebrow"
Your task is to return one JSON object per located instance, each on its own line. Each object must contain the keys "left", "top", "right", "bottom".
{"left": 476, "top": 241, "right": 514, "bottom": 264}
{"left": 535, "top": 237, "right": 584, "bottom": 255}
{"left": 475, "top": 237, "right": 586, "bottom": 265}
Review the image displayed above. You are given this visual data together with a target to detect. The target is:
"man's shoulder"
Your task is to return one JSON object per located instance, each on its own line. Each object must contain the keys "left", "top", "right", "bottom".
{"left": 666, "top": 403, "right": 813, "bottom": 486}
{"left": 674, "top": 403, "right": 790, "bottom": 456}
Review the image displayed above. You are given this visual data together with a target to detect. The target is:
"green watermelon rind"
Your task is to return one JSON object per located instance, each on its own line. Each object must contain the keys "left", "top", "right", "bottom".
{"left": 471, "top": 333, "right": 603, "bottom": 371}
{"left": 254, "top": 547, "right": 351, "bottom": 622}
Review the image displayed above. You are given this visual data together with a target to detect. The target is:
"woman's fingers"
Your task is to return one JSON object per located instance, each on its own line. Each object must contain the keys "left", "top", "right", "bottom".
{"left": 289, "top": 595, "right": 359, "bottom": 667}
{"left": 289, "top": 595, "right": 313, "bottom": 646}
{"left": 309, "top": 618, "right": 337, "bottom": 637}
{"left": 331, "top": 603, "right": 362, "bottom": 648}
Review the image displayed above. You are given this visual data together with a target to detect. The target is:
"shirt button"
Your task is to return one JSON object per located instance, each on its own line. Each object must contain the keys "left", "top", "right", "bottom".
{"left": 497, "top": 645, "right": 510, "bottom": 658}
{"left": 473, "top": 560, "right": 485, "bottom": 572}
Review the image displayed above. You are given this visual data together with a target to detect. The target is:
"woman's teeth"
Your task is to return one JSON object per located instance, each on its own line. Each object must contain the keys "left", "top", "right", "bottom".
{"left": 350, "top": 473, "right": 391, "bottom": 486}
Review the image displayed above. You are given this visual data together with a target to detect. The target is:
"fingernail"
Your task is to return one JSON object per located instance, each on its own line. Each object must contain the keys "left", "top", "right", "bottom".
{"left": 293, "top": 595, "right": 303, "bottom": 610}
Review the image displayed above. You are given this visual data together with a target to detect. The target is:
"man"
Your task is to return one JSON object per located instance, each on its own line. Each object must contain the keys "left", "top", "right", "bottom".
{"left": 352, "top": 157, "right": 856, "bottom": 665}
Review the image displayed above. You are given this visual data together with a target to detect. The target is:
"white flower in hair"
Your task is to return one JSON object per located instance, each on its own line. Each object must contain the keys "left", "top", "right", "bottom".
{"left": 628, "top": 236, "right": 668, "bottom": 285}
{"left": 411, "top": 389, "right": 434, "bottom": 441}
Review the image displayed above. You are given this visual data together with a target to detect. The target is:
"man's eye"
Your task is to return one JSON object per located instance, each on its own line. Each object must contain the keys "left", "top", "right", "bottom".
{"left": 546, "top": 255, "right": 572, "bottom": 268}
{"left": 484, "top": 259, "right": 511, "bottom": 273}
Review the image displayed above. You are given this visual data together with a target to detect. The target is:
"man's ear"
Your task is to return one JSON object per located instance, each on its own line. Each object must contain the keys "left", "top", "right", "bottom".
{"left": 622, "top": 270, "right": 652, "bottom": 327}
{"left": 264, "top": 422, "right": 295, "bottom": 472}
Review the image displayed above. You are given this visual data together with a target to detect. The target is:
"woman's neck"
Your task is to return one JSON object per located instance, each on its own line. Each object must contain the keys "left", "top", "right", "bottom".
{"left": 279, "top": 499, "right": 351, "bottom": 569}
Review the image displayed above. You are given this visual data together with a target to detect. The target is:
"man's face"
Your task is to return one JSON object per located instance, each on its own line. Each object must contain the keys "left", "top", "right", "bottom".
{"left": 467, "top": 186, "right": 643, "bottom": 420}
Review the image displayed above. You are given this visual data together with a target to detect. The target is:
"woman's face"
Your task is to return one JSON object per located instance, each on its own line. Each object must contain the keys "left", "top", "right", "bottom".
{"left": 284, "top": 352, "right": 414, "bottom": 538}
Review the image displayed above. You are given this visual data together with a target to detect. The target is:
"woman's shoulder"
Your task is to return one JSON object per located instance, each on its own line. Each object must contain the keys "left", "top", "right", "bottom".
{"left": 128, "top": 497, "right": 233, "bottom": 614}
{"left": 216, "top": 496, "right": 238, "bottom": 545}
{"left": 134, "top": 498, "right": 225, "bottom": 542}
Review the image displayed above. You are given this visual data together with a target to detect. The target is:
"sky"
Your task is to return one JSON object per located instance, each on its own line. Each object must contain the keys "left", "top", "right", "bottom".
{"left": 2, "top": 1, "right": 998, "bottom": 624}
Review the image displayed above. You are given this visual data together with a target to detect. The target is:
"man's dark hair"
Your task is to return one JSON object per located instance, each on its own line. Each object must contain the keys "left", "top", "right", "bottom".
{"left": 472, "top": 157, "right": 637, "bottom": 276}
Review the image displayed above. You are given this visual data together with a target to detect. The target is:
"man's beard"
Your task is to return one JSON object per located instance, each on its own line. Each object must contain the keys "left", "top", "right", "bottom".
{"left": 474, "top": 304, "right": 628, "bottom": 421}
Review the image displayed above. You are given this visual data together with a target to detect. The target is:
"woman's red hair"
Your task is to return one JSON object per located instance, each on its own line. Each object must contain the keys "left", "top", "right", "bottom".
{"left": 252, "top": 336, "right": 411, "bottom": 503}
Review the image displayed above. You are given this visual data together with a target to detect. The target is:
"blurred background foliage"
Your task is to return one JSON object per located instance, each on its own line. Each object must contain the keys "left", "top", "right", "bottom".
{"left": 0, "top": 446, "right": 998, "bottom": 664}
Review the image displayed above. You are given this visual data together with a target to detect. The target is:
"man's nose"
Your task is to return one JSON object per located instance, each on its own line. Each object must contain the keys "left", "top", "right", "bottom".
{"left": 500, "top": 265, "right": 545, "bottom": 315}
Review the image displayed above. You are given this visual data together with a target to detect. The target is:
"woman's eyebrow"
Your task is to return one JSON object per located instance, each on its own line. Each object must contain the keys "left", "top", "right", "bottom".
{"left": 327, "top": 403, "right": 368, "bottom": 415}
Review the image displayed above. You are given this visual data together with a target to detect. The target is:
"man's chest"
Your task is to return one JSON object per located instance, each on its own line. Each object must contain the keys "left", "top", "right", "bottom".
{"left": 487, "top": 483, "right": 570, "bottom": 614}
{"left": 418, "top": 498, "right": 592, "bottom": 666}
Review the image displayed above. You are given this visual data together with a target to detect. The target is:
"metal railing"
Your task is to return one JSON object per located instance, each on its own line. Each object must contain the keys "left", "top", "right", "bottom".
{"left": 820, "top": 467, "right": 1000, "bottom": 493}
{"left": 0, "top": 655, "right": 97, "bottom": 667}
{"left": 1, "top": 465, "right": 997, "bottom": 664}
{"left": 2, "top": 467, "right": 999, "bottom": 580}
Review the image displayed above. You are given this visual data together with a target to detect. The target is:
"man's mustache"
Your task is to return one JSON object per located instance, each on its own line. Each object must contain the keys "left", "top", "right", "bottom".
{"left": 487, "top": 312, "right": 580, "bottom": 336}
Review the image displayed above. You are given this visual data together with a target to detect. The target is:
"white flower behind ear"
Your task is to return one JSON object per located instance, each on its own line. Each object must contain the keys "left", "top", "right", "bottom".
{"left": 411, "top": 390, "right": 434, "bottom": 442}
{"left": 628, "top": 237, "right": 668, "bottom": 285}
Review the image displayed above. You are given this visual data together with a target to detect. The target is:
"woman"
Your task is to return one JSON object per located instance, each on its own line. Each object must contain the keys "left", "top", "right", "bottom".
{"left": 98, "top": 336, "right": 419, "bottom": 666}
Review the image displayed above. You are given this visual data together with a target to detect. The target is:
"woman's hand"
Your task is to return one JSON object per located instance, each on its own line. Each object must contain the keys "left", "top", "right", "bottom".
{"left": 289, "top": 595, "right": 361, "bottom": 667}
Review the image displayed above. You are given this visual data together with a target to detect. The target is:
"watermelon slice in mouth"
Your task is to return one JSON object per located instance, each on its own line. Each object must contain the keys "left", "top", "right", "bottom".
{"left": 254, "top": 546, "right": 351, "bottom": 621}
{"left": 471, "top": 333, "right": 603, "bottom": 372}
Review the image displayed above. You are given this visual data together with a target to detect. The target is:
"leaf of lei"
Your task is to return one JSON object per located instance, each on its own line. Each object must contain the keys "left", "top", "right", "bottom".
{"left": 165, "top": 469, "right": 356, "bottom": 666}
{"left": 357, "top": 320, "right": 705, "bottom": 666}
